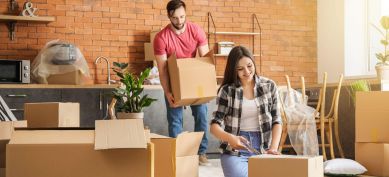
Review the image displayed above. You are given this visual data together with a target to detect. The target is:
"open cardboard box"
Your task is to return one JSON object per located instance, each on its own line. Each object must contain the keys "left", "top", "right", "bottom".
{"left": 151, "top": 132, "right": 204, "bottom": 177}
{"left": 24, "top": 102, "right": 79, "bottom": 128}
{"left": 167, "top": 51, "right": 217, "bottom": 106}
{"left": 249, "top": 155, "right": 323, "bottom": 177}
{"left": 355, "top": 143, "right": 389, "bottom": 177}
{"left": 6, "top": 130, "right": 154, "bottom": 177}
{"left": 0, "top": 121, "right": 27, "bottom": 169}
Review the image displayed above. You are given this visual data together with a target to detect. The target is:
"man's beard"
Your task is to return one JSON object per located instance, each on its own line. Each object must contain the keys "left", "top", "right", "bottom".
{"left": 171, "top": 20, "right": 186, "bottom": 30}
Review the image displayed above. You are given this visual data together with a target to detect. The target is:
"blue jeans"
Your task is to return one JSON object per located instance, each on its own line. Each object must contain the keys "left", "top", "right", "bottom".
{"left": 165, "top": 97, "right": 208, "bottom": 154}
{"left": 221, "top": 131, "right": 261, "bottom": 177}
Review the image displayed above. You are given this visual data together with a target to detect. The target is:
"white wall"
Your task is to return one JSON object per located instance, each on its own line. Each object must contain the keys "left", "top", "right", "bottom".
{"left": 317, "top": 0, "right": 345, "bottom": 83}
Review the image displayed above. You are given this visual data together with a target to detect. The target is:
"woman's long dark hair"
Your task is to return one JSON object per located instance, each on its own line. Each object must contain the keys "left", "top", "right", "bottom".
{"left": 220, "top": 46, "right": 257, "bottom": 90}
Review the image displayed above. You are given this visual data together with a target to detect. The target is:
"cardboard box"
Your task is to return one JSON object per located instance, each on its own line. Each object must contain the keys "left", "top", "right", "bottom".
{"left": 6, "top": 130, "right": 154, "bottom": 177}
{"left": 151, "top": 132, "right": 203, "bottom": 177}
{"left": 95, "top": 119, "right": 148, "bottom": 150}
{"left": 167, "top": 51, "right": 217, "bottom": 106}
{"left": 249, "top": 155, "right": 323, "bottom": 177}
{"left": 144, "top": 43, "right": 156, "bottom": 61}
{"left": 24, "top": 102, "right": 80, "bottom": 128}
{"left": 0, "top": 121, "right": 27, "bottom": 168}
{"left": 47, "top": 69, "right": 83, "bottom": 85}
{"left": 355, "top": 143, "right": 389, "bottom": 177}
{"left": 356, "top": 92, "right": 389, "bottom": 142}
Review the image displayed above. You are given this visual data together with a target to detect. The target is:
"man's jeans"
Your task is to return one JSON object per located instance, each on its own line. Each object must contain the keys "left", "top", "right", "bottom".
{"left": 164, "top": 97, "right": 208, "bottom": 154}
{"left": 220, "top": 131, "right": 261, "bottom": 177}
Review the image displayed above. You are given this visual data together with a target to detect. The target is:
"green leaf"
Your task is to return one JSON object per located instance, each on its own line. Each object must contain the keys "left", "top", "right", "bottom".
{"left": 380, "top": 16, "right": 389, "bottom": 30}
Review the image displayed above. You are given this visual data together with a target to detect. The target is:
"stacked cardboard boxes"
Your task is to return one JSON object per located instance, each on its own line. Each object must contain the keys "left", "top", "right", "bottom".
{"left": 355, "top": 91, "right": 389, "bottom": 176}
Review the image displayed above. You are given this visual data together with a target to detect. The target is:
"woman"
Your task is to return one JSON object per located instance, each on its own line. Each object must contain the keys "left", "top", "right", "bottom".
{"left": 210, "top": 46, "right": 283, "bottom": 177}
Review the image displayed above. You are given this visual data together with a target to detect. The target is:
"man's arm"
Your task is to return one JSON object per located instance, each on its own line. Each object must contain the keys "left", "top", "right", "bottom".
{"left": 198, "top": 44, "right": 210, "bottom": 57}
{"left": 155, "top": 54, "right": 177, "bottom": 107}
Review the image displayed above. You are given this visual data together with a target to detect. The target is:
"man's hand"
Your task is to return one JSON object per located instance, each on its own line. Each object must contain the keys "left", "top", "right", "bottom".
{"left": 166, "top": 92, "right": 178, "bottom": 108}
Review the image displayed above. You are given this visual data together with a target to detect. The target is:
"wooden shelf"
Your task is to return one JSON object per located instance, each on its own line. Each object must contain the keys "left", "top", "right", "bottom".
{"left": 209, "top": 31, "right": 260, "bottom": 35}
{"left": 0, "top": 14, "right": 55, "bottom": 40}
{"left": 0, "top": 14, "right": 55, "bottom": 22}
{"left": 214, "top": 54, "right": 261, "bottom": 57}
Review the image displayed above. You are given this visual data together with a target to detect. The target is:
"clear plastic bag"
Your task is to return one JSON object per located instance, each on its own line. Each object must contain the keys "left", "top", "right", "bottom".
{"left": 31, "top": 39, "right": 90, "bottom": 84}
{"left": 279, "top": 86, "right": 319, "bottom": 156}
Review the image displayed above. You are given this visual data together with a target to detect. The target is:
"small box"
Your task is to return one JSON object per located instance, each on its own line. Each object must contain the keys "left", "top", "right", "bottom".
{"left": 144, "top": 43, "right": 155, "bottom": 61}
{"left": 249, "top": 155, "right": 323, "bottom": 177}
{"left": 218, "top": 41, "right": 234, "bottom": 55}
{"left": 24, "top": 102, "right": 80, "bottom": 128}
{"left": 47, "top": 70, "right": 82, "bottom": 85}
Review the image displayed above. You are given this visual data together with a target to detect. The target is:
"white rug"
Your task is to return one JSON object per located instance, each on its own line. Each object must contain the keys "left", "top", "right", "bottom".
{"left": 199, "top": 159, "right": 224, "bottom": 177}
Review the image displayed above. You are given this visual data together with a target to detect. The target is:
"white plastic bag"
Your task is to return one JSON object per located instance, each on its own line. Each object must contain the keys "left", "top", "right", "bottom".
{"left": 31, "top": 39, "right": 90, "bottom": 84}
{"left": 279, "top": 86, "right": 319, "bottom": 156}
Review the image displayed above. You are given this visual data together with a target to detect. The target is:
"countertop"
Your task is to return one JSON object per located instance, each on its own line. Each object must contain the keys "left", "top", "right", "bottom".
{"left": 0, "top": 84, "right": 163, "bottom": 89}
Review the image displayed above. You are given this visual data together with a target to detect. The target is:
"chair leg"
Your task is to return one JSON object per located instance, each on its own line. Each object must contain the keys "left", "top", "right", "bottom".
{"left": 320, "top": 120, "right": 327, "bottom": 161}
{"left": 326, "top": 122, "right": 335, "bottom": 159}
{"left": 334, "top": 119, "right": 345, "bottom": 158}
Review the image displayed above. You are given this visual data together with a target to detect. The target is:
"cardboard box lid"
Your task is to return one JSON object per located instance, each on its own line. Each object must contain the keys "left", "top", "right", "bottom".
{"left": 9, "top": 130, "right": 94, "bottom": 144}
{"left": 95, "top": 119, "right": 147, "bottom": 150}
{"left": 0, "top": 121, "right": 27, "bottom": 140}
{"left": 175, "top": 132, "right": 204, "bottom": 157}
{"left": 150, "top": 132, "right": 204, "bottom": 157}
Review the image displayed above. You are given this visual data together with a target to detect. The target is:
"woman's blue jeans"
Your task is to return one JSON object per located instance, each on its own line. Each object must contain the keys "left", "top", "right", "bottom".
{"left": 221, "top": 131, "right": 261, "bottom": 177}
{"left": 164, "top": 97, "right": 208, "bottom": 154}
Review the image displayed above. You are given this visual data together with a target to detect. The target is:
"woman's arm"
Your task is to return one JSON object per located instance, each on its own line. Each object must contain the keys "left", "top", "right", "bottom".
{"left": 267, "top": 123, "right": 282, "bottom": 154}
{"left": 210, "top": 123, "right": 248, "bottom": 150}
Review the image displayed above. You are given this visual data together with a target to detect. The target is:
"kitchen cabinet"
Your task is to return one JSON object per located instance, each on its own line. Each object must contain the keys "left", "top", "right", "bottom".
{"left": 0, "top": 87, "right": 113, "bottom": 127}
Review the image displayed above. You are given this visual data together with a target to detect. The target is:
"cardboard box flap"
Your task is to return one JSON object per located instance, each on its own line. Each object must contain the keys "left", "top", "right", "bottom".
{"left": 175, "top": 132, "right": 204, "bottom": 157}
{"left": 9, "top": 130, "right": 94, "bottom": 144}
{"left": 95, "top": 119, "right": 147, "bottom": 150}
{"left": 0, "top": 121, "right": 27, "bottom": 140}
{"left": 150, "top": 133, "right": 170, "bottom": 139}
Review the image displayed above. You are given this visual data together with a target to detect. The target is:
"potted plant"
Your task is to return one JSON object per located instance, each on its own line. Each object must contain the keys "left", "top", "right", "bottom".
{"left": 374, "top": 16, "right": 389, "bottom": 80}
{"left": 111, "top": 62, "right": 157, "bottom": 119}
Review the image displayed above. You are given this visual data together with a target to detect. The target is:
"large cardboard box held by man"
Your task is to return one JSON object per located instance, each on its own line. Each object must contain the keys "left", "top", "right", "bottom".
{"left": 6, "top": 130, "right": 154, "bottom": 177}
{"left": 24, "top": 102, "right": 79, "bottom": 128}
{"left": 355, "top": 143, "right": 389, "bottom": 177}
{"left": 0, "top": 121, "right": 27, "bottom": 169}
{"left": 167, "top": 51, "right": 217, "bottom": 106}
{"left": 249, "top": 155, "right": 323, "bottom": 177}
{"left": 356, "top": 92, "right": 389, "bottom": 142}
{"left": 151, "top": 132, "right": 203, "bottom": 177}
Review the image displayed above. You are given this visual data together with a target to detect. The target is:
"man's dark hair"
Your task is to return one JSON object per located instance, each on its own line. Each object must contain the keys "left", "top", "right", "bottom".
{"left": 166, "top": 0, "right": 186, "bottom": 17}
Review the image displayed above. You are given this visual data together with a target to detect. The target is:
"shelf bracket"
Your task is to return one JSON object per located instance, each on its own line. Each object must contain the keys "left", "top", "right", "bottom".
{"left": 6, "top": 21, "right": 16, "bottom": 40}
{"left": 8, "top": 0, "right": 19, "bottom": 14}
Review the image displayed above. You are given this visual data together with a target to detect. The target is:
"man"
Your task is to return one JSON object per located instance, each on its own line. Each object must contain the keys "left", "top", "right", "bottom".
{"left": 153, "top": 0, "right": 210, "bottom": 166}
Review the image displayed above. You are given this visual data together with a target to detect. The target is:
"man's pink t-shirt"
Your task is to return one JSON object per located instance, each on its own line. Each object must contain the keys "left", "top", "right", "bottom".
{"left": 153, "top": 21, "right": 207, "bottom": 58}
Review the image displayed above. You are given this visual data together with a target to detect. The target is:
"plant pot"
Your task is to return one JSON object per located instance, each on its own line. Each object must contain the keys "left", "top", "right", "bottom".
{"left": 116, "top": 112, "right": 144, "bottom": 119}
{"left": 375, "top": 65, "right": 389, "bottom": 80}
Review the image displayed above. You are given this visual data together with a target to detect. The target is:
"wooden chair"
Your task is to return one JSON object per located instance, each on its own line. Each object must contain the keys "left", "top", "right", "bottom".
{"left": 278, "top": 73, "right": 344, "bottom": 161}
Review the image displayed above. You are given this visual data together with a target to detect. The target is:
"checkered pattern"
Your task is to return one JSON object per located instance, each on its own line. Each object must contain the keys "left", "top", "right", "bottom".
{"left": 211, "top": 76, "right": 282, "bottom": 153}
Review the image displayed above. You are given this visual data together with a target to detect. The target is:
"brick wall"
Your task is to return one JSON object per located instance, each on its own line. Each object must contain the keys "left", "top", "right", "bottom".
{"left": 0, "top": 0, "right": 317, "bottom": 85}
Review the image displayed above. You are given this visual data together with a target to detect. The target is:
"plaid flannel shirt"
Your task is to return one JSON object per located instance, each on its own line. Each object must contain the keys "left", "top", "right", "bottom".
{"left": 211, "top": 75, "right": 282, "bottom": 154}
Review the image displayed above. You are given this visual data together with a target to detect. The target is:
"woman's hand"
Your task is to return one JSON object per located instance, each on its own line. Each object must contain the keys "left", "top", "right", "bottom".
{"left": 228, "top": 135, "right": 249, "bottom": 150}
{"left": 265, "top": 148, "right": 281, "bottom": 155}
